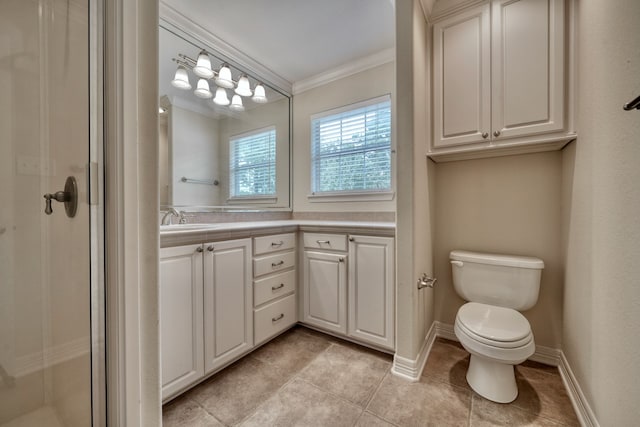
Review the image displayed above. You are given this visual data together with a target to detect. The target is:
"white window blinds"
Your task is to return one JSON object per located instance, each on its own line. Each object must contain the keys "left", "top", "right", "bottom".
{"left": 230, "top": 127, "right": 276, "bottom": 197}
{"left": 311, "top": 95, "right": 391, "bottom": 194}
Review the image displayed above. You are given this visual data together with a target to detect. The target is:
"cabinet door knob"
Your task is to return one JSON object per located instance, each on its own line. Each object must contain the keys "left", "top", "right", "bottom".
{"left": 493, "top": 130, "right": 501, "bottom": 137}
{"left": 482, "top": 132, "right": 489, "bottom": 139}
{"left": 196, "top": 247, "right": 204, "bottom": 253}
{"left": 348, "top": 237, "right": 355, "bottom": 242}
{"left": 207, "top": 245, "right": 214, "bottom": 252}
{"left": 339, "top": 257, "right": 345, "bottom": 263}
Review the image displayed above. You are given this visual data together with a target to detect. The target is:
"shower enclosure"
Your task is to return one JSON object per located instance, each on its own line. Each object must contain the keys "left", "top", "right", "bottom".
{"left": 0, "top": 0, "right": 103, "bottom": 425}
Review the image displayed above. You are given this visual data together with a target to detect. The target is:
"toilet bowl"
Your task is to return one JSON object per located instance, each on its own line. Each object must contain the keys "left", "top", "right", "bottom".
{"left": 454, "top": 302, "right": 535, "bottom": 402}
{"left": 449, "top": 250, "right": 544, "bottom": 403}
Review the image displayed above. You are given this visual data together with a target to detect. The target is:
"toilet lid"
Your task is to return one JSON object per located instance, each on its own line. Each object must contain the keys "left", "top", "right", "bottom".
{"left": 457, "top": 302, "right": 531, "bottom": 343}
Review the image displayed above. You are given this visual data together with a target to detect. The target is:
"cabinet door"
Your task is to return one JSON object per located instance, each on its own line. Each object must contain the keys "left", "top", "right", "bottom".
{"left": 491, "top": 0, "right": 564, "bottom": 139}
{"left": 433, "top": 3, "right": 491, "bottom": 148}
{"left": 160, "top": 244, "right": 204, "bottom": 400}
{"left": 348, "top": 236, "right": 395, "bottom": 349}
{"left": 302, "top": 251, "right": 347, "bottom": 334}
{"left": 203, "top": 239, "right": 253, "bottom": 374}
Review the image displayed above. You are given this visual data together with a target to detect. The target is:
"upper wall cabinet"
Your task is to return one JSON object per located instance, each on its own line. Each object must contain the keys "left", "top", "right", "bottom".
{"left": 430, "top": 0, "right": 574, "bottom": 162}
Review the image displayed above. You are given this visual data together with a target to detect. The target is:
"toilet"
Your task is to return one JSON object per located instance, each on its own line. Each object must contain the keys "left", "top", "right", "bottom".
{"left": 450, "top": 250, "right": 544, "bottom": 403}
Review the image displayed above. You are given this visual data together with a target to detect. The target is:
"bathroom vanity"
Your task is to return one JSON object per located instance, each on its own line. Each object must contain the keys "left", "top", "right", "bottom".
{"left": 159, "top": 220, "right": 395, "bottom": 402}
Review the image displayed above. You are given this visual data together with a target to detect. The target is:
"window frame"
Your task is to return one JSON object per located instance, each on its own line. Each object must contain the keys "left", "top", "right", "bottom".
{"left": 308, "top": 95, "right": 394, "bottom": 202}
{"left": 228, "top": 125, "right": 277, "bottom": 202}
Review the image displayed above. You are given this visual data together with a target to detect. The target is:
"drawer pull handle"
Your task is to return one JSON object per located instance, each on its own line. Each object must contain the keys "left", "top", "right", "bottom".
{"left": 271, "top": 241, "right": 284, "bottom": 247}
{"left": 272, "top": 313, "right": 284, "bottom": 322}
{"left": 272, "top": 283, "right": 285, "bottom": 291}
{"left": 316, "top": 240, "right": 330, "bottom": 245}
{"left": 271, "top": 261, "right": 285, "bottom": 267}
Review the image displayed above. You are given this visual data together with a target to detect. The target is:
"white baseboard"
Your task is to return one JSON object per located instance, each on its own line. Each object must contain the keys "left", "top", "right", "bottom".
{"left": 391, "top": 322, "right": 437, "bottom": 381}
{"left": 435, "top": 321, "right": 456, "bottom": 341}
{"left": 558, "top": 351, "right": 600, "bottom": 427}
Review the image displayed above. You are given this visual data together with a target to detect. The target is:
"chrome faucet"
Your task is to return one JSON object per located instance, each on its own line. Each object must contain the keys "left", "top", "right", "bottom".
{"left": 161, "top": 208, "right": 186, "bottom": 225}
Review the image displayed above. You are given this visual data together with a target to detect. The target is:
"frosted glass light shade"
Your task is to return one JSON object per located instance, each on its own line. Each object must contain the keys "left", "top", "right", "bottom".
{"left": 194, "top": 79, "right": 212, "bottom": 99}
{"left": 171, "top": 66, "right": 191, "bottom": 90}
{"left": 213, "top": 87, "right": 230, "bottom": 106}
{"left": 252, "top": 83, "right": 268, "bottom": 103}
{"left": 229, "top": 94, "right": 245, "bottom": 111}
{"left": 193, "top": 51, "right": 214, "bottom": 79}
{"left": 235, "top": 75, "right": 252, "bottom": 97}
{"left": 215, "top": 64, "right": 235, "bottom": 89}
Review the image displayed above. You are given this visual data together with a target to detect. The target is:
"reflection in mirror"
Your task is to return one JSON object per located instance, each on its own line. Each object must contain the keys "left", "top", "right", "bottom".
{"left": 159, "top": 25, "right": 291, "bottom": 211}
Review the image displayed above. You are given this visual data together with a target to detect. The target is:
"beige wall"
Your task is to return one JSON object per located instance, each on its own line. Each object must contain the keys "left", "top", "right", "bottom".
{"left": 434, "top": 152, "right": 564, "bottom": 349}
{"left": 292, "top": 62, "right": 395, "bottom": 213}
{"left": 561, "top": 0, "right": 640, "bottom": 424}
{"left": 170, "top": 105, "right": 221, "bottom": 206}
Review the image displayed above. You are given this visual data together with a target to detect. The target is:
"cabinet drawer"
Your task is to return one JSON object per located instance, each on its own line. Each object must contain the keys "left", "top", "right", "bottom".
{"left": 253, "top": 251, "right": 296, "bottom": 277}
{"left": 254, "top": 270, "right": 296, "bottom": 307}
{"left": 303, "top": 232, "right": 347, "bottom": 252}
{"left": 254, "top": 233, "right": 296, "bottom": 255}
{"left": 254, "top": 294, "right": 296, "bottom": 345}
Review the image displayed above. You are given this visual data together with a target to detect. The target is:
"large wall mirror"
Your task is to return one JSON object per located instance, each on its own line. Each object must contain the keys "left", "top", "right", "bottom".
{"left": 159, "top": 24, "right": 291, "bottom": 211}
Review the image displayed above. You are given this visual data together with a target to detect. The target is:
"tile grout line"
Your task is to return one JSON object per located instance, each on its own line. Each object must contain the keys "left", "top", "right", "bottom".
{"left": 362, "top": 369, "right": 403, "bottom": 427}
{"left": 231, "top": 335, "right": 339, "bottom": 426}
{"left": 184, "top": 395, "right": 230, "bottom": 427}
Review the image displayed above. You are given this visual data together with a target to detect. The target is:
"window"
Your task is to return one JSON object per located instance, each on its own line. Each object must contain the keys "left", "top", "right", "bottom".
{"left": 311, "top": 95, "right": 391, "bottom": 196}
{"left": 229, "top": 126, "right": 276, "bottom": 198}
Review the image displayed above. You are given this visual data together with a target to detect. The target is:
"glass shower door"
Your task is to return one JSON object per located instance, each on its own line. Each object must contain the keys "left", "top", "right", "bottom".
{"left": 0, "top": 0, "right": 93, "bottom": 425}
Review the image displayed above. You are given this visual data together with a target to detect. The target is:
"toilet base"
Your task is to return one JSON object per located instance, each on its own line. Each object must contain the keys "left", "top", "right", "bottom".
{"left": 466, "top": 354, "right": 518, "bottom": 403}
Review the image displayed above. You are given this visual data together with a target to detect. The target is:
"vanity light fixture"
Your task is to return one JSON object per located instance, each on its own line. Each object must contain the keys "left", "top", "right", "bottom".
{"left": 192, "top": 50, "right": 214, "bottom": 79}
{"left": 215, "top": 64, "right": 235, "bottom": 89}
{"left": 235, "top": 75, "right": 252, "bottom": 97}
{"left": 194, "top": 78, "right": 213, "bottom": 99}
{"left": 171, "top": 50, "right": 268, "bottom": 110}
{"left": 213, "top": 87, "right": 231, "bottom": 106}
{"left": 171, "top": 65, "right": 192, "bottom": 90}
{"left": 229, "top": 94, "right": 245, "bottom": 112}
{"left": 252, "top": 83, "right": 268, "bottom": 104}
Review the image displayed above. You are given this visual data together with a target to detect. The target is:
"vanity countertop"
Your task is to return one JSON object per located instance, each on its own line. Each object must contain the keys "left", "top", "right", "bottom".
{"left": 160, "top": 220, "right": 395, "bottom": 248}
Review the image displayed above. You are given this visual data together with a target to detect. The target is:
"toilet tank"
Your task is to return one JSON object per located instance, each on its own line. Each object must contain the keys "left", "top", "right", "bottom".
{"left": 450, "top": 250, "right": 544, "bottom": 311}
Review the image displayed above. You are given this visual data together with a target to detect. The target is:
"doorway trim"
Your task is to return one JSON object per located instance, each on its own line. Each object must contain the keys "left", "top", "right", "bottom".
{"left": 104, "top": 0, "right": 161, "bottom": 425}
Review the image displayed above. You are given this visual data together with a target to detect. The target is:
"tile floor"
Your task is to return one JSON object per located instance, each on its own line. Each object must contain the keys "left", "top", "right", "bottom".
{"left": 163, "top": 326, "right": 579, "bottom": 426}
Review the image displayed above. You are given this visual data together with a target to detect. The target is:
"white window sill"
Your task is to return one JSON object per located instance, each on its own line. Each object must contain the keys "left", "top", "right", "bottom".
{"left": 227, "top": 196, "right": 278, "bottom": 204}
{"left": 307, "top": 191, "right": 395, "bottom": 203}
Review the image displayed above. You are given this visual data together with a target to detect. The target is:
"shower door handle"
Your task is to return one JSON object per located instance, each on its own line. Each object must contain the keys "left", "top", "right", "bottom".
{"left": 44, "top": 176, "right": 78, "bottom": 218}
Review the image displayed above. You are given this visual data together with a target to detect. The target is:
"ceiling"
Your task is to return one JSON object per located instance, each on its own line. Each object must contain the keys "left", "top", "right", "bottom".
{"left": 161, "top": 0, "right": 396, "bottom": 85}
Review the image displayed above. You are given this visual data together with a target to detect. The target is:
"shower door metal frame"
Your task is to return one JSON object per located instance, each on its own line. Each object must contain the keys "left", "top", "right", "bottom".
{"left": 89, "top": 0, "right": 107, "bottom": 425}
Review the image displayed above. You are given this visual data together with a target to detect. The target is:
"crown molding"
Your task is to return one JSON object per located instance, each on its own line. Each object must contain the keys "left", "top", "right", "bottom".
{"left": 292, "top": 48, "right": 395, "bottom": 95}
{"left": 159, "top": 1, "right": 293, "bottom": 95}
{"left": 430, "top": 0, "right": 488, "bottom": 21}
